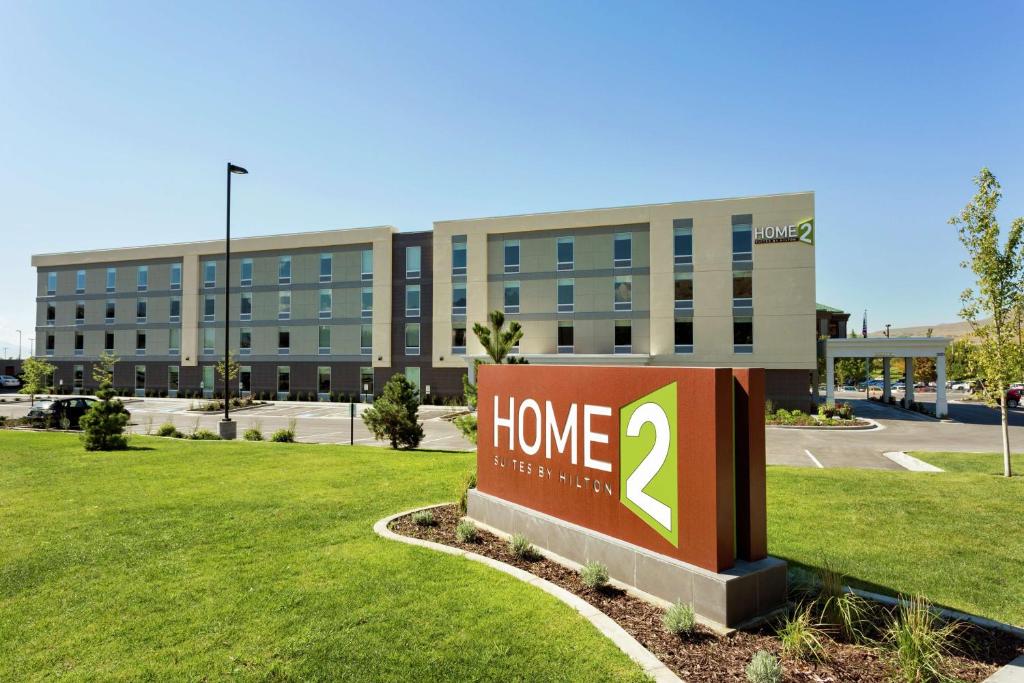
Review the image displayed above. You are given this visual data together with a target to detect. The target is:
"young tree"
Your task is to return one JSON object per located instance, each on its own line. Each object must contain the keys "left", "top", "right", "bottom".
{"left": 215, "top": 352, "right": 240, "bottom": 403}
{"left": 361, "top": 373, "right": 424, "bottom": 449}
{"left": 80, "top": 379, "right": 130, "bottom": 451}
{"left": 91, "top": 350, "right": 119, "bottom": 388}
{"left": 19, "top": 356, "right": 56, "bottom": 400}
{"left": 472, "top": 310, "right": 524, "bottom": 364}
{"left": 945, "top": 338, "right": 976, "bottom": 382}
{"left": 951, "top": 168, "right": 1024, "bottom": 477}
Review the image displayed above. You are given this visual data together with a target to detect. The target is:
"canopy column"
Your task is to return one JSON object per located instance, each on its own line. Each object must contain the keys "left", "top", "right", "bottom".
{"left": 904, "top": 357, "right": 915, "bottom": 405}
{"left": 825, "top": 351, "right": 835, "bottom": 406}
{"left": 935, "top": 352, "right": 947, "bottom": 418}
{"left": 882, "top": 358, "right": 891, "bottom": 402}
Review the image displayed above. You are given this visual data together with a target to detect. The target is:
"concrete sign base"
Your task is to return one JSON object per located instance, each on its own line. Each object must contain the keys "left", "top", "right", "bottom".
{"left": 468, "top": 489, "right": 787, "bottom": 629}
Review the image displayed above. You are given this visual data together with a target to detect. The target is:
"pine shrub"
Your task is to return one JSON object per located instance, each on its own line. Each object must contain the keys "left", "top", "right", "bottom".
{"left": 360, "top": 374, "right": 424, "bottom": 449}
{"left": 80, "top": 382, "right": 130, "bottom": 451}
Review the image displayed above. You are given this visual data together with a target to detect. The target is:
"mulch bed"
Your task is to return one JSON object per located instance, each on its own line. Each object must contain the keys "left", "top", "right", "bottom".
{"left": 390, "top": 504, "right": 1022, "bottom": 682}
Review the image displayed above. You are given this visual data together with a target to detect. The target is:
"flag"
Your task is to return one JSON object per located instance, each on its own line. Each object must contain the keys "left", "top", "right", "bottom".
{"left": 862, "top": 310, "right": 868, "bottom": 338}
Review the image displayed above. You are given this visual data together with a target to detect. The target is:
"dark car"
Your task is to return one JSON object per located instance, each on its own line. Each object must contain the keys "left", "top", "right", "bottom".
{"left": 26, "top": 397, "right": 103, "bottom": 429}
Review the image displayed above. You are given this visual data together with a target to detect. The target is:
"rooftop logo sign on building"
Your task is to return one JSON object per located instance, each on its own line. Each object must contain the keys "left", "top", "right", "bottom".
{"left": 754, "top": 217, "right": 814, "bottom": 245}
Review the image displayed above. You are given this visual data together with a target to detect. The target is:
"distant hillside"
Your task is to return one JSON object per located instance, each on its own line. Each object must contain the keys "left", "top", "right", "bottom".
{"left": 870, "top": 319, "right": 983, "bottom": 339}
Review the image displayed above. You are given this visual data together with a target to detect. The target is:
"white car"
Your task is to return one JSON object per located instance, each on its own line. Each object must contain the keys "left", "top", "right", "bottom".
{"left": 951, "top": 382, "right": 971, "bottom": 392}
{"left": 0, "top": 375, "right": 20, "bottom": 387}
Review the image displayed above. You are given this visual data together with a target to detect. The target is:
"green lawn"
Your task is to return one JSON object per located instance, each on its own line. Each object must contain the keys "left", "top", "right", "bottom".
{"left": 767, "top": 453, "right": 1023, "bottom": 626}
{"left": 0, "top": 432, "right": 646, "bottom": 682}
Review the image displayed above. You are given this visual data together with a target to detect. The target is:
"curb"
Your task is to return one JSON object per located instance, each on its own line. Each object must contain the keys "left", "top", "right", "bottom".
{"left": 768, "top": 418, "right": 879, "bottom": 431}
{"left": 882, "top": 451, "right": 944, "bottom": 472}
{"left": 374, "top": 504, "right": 681, "bottom": 683}
{"left": 985, "top": 655, "right": 1024, "bottom": 682}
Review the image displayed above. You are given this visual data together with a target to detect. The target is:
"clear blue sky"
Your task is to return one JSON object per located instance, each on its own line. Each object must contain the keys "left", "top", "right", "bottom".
{"left": 1, "top": 1, "right": 1022, "bottom": 356}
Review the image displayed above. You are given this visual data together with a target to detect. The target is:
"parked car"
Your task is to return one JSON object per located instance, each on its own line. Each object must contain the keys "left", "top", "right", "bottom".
{"left": 841, "top": 384, "right": 857, "bottom": 392}
{"left": 1006, "top": 388, "right": 1023, "bottom": 409}
{"left": 26, "top": 397, "right": 107, "bottom": 429}
{"left": 891, "top": 382, "right": 906, "bottom": 392}
{"left": 0, "top": 375, "right": 20, "bottom": 387}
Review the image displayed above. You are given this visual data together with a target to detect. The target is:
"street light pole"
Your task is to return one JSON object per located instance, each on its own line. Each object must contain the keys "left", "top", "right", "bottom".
{"left": 885, "top": 324, "right": 891, "bottom": 338}
{"left": 221, "top": 162, "right": 248, "bottom": 437}
{"left": 16, "top": 329, "right": 22, "bottom": 360}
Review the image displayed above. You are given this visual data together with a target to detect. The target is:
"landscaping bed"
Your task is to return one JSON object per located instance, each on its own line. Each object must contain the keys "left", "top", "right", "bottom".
{"left": 391, "top": 504, "right": 1022, "bottom": 682}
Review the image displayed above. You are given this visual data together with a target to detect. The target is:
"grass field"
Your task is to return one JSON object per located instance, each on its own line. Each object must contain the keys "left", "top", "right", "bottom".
{"left": 2, "top": 434, "right": 1021, "bottom": 680}
{"left": 767, "top": 451, "right": 1023, "bottom": 626}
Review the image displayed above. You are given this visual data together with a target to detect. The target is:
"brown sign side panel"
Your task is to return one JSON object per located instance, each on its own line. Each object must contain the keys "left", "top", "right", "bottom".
{"left": 476, "top": 364, "right": 739, "bottom": 572}
{"left": 732, "top": 368, "right": 767, "bottom": 561}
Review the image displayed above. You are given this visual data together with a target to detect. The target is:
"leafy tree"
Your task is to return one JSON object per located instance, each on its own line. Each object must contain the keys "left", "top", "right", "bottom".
{"left": 361, "top": 373, "right": 424, "bottom": 449}
{"left": 19, "top": 356, "right": 56, "bottom": 398}
{"left": 80, "top": 380, "right": 130, "bottom": 451}
{"left": 215, "top": 352, "right": 240, "bottom": 402}
{"left": 91, "top": 350, "right": 119, "bottom": 388}
{"left": 951, "top": 168, "right": 1024, "bottom": 477}
{"left": 945, "top": 338, "right": 976, "bottom": 382}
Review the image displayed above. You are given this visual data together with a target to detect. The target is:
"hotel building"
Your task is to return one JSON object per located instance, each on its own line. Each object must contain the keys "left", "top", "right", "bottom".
{"left": 32, "top": 192, "right": 818, "bottom": 406}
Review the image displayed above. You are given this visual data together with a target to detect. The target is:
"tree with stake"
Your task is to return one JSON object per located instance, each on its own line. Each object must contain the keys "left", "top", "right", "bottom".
{"left": 215, "top": 351, "right": 240, "bottom": 405}
{"left": 361, "top": 374, "right": 424, "bottom": 449}
{"left": 19, "top": 356, "right": 57, "bottom": 403}
{"left": 951, "top": 168, "right": 1024, "bottom": 477}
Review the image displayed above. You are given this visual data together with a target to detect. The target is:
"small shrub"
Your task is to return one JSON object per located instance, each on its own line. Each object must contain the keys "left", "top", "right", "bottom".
{"left": 457, "top": 469, "right": 477, "bottom": 514}
{"left": 156, "top": 422, "right": 183, "bottom": 438}
{"left": 662, "top": 601, "right": 696, "bottom": 636}
{"left": 411, "top": 510, "right": 436, "bottom": 527}
{"left": 455, "top": 519, "right": 478, "bottom": 543}
{"left": 361, "top": 374, "right": 424, "bottom": 449}
{"left": 764, "top": 398, "right": 775, "bottom": 415}
{"left": 836, "top": 402, "right": 854, "bottom": 420}
{"left": 580, "top": 561, "right": 609, "bottom": 589}
{"left": 79, "top": 382, "right": 129, "bottom": 451}
{"left": 189, "top": 428, "right": 221, "bottom": 440}
{"left": 745, "top": 650, "right": 782, "bottom": 683}
{"left": 884, "top": 596, "right": 958, "bottom": 683}
{"left": 815, "top": 557, "right": 871, "bottom": 642}
{"left": 510, "top": 533, "right": 537, "bottom": 560}
{"left": 243, "top": 427, "right": 263, "bottom": 441}
{"left": 778, "top": 606, "right": 826, "bottom": 662}
{"left": 270, "top": 428, "right": 295, "bottom": 443}
{"left": 453, "top": 412, "right": 478, "bottom": 444}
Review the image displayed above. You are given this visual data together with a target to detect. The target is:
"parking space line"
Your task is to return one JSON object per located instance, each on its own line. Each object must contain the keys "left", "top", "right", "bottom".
{"left": 804, "top": 449, "right": 824, "bottom": 469}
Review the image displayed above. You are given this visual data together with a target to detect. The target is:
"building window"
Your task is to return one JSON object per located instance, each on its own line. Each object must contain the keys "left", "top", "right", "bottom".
{"left": 557, "top": 321, "right": 573, "bottom": 353}
{"left": 136, "top": 298, "right": 147, "bottom": 323}
{"left": 75, "top": 301, "right": 85, "bottom": 324}
{"left": 674, "top": 273, "right": 693, "bottom": 311}
{"left": 169, "top": 296, "right": 180, "bottom": 322}
{"left": 360, "top": 324, "right": 372, "bottom": 355}
{"left": 106, "top": 267, "right": 117, "bottom": 292}
{"left": 238, "top": 366, "right": 251, "bottom": 396}
{"left": 674, "top": 219, "right": 693, "bottom": 266}
{"left": 452, "top": 283, "right": 467, "bottom": 315}
{"left": 320, "top": 253, "right": 332, "bottom": 282}
{"left": 75, "top": 269, "right": 86, "bottom": 294}
{"left": 406, "top": 246, "right": 422, "bottom": 279}
{"left": 319, "top": 289, "right": 332, "bottom": 319}
{"left": 240, "top": 258, "right": 253, "bottom": 287}
{"left": 557, "top": 237, "right": 574, "bottom": 271}
{"left": 137, "top": 265, "right": 148, "bottom": 292}
{"left": 46, "top": 303, "right": 56, "bottom": 325}
{"left": 104, "top": 332, "right": 114, "bottom": 352}
{"left": 452, "top": 323, "right": 466, "bottom": 355}
{"left": 733, "top": 316, "right": 753, "bottom": 353}
{"left": 405, "top": 284, "right": 420, "bottom": 317}
{"left": 240, "top": 292, "right": 252, "bottom": 321}
{"left": 278, "top": 291, "right": 291, "bottom": 320}
{"left": 614, "top": 232, "right": 632, "bottom": 268}
{"left": 46, "top": 333, "right": 55, "bottom": 355}
{"left": 278, "top": 256, "right": 292, "bottom": 285}
{"left": 104, "top": 300, "right": 116, "bottom": 323}
{"left": 203, "top": 260, "right": 216, "bottom": 288}
{"left": 361, "top": 249, "right": 373, "bottom": 281}
{"left": 277, "top": 366, "right": 290, "bottom": 399}
{"left": 46, "top": 271, "right": 57, "bottom": 295}
{"left": 318, "top": 366, "right": 331, "bottom": 397}
{"left": 405, "top": 323, "right": 420, "bottom": 355}
{"left": 202, "top": 366, "right": 215, "bottom": 398}
{"left": 136, "top": 330, "right": 147, "bottom": 355}
{"left": 674, "top": 319, "right": 693, "bottom": 354}
{"left": 278, "top": 328, "right": 290, "bottom": 355}
{"left": 204, "top": 295, "right": 215, "bottom": 322}
{"left": 73, "top": 365, "right": 84, "bottom": 391}
{"left": 74, "top": 332, "right": 85, "bottom": 356}
{"left": 405, "top": 366, "right": 421, "bottom": 394}
{"left": 135, "top": 365, "right": 146, "bottom": 393}
{"left": 614, "top": 320, "right": 632, "bottom": 354}
{"left": 504, "top": 240, "right": 520, "bottom": 274}
{"left": 614, "top": 276, "right": 632, "bottom": 311}
{"left": 318, "top": 325, "right": 330, "bottom": 355}
{"left": 361, "top": 287, "right": 373, "bottom": 318}
{"left": 504, "top": 281, "right": 520, "bottom": 314}
{"left": 168, "top": 366, "right": 180, "bottom": 395}
{"left": 170, "top": 263, "right": 181, "bottom": 290}
{"left": 239, "top": 328, "right": 252, "bottom": 355}
{"left": 169, "top": 328, "right": 180, "bottom": 356}
{"left": 733, "top": 270, "right": 753, "bottom": 308}
{"left": 732, "top": 215, "right": 753, "bottom": 263}
{"left": 202, "top": 328, "right": 215, "bottom": 355}
{"left": 557, "top": 279, "right": 574, "bottom": 313}
{"left": 452, "top": 236, "right": 467, "bottom": 275}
